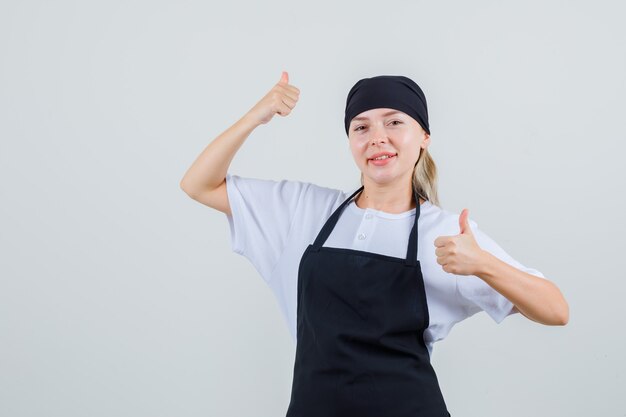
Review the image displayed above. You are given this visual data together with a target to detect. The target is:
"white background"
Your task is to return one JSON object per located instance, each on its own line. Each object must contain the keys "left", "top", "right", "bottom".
{"left": 1, "top": 1, "right": 624, "bottom": 416}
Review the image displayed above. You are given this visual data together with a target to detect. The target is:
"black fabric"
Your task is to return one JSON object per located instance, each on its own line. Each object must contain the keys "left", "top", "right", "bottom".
{"left": 344, "top": 75, "right": 430, "bottom": 136}
{"left": 285, "top": 187, "right": 451, "bottom": 417}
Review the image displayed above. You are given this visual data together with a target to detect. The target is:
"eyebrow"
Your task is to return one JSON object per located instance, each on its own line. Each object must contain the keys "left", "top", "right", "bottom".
{"left": 350, "top": 110, "right": 404, "bottom": 123}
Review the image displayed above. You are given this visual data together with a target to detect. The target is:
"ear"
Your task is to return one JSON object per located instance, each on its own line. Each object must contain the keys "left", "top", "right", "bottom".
{"left": 421, "top": 133, "right": 431, "bottom": 148}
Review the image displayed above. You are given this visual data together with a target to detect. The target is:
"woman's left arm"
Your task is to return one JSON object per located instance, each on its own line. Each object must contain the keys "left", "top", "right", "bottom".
{"left": 434, "top": 208, "right": 569, "bottom": 326}
{"left": 475, "top": 250, "right": 569, "bottom": 325}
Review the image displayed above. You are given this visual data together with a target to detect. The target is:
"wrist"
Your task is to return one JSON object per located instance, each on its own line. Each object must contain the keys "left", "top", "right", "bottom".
{"left": 477, "top": 250, "right": 496, "bottom": 278}
{"left": 240, "top": 111, "right": 262, "bottom": 130}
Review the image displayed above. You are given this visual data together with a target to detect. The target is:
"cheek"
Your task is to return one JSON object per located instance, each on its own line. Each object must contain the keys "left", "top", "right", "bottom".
{"left": 349, "top": 142, "right": 366, "bottom": 158}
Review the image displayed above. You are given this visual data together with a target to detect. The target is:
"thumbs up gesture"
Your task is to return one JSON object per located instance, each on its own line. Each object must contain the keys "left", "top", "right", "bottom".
{"left": 245, "top": 70, "right": 301, "bottom": 126}
{"left": 434, "top": 209, "right": 486, "bottom": 276}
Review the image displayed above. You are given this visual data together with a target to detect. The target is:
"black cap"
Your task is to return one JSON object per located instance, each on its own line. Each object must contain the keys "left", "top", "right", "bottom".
{"left": 344, "top": 75, "right": 430, "bottom": 136}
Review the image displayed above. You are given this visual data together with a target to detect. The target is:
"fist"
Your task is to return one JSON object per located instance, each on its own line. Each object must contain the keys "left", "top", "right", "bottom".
{"left": 246, "top": 71, "right": 301, "bottom": 125}
{"left": 433, "top": 208, "right": 486, "bottom": 276}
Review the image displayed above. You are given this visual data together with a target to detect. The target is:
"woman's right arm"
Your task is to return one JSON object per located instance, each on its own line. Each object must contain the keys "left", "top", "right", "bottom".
{"left": 179, "top": 71, "right": 300, "bottom": 216}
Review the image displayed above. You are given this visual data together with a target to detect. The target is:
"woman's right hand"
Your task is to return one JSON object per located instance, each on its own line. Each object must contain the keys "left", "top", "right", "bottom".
{"left": 245, "top": 71, "right": 300, "bottom": 126}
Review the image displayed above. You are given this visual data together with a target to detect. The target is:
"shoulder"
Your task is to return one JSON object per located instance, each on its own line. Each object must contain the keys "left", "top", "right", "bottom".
{"left": 225, "top": 173, "right": 348, "bottom": 212}
{"left": 291, "top": 180, "right": 351, "bottom": 220}
{"left": 420, "top": 203, "right": 478, "bottom": 234}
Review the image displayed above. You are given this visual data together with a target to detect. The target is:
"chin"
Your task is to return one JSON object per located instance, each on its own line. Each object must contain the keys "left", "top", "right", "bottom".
{"left": 365, "top": 173, "right": 396, "bottom": 183}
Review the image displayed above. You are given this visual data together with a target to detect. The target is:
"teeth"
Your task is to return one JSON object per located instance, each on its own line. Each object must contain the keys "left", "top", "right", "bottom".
{"left": 373, "top": 154, "right": 394, "bottom": 160}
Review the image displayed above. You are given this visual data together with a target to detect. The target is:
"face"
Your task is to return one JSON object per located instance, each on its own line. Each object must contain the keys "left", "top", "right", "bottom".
{"left": 348, "top": 108, "right": 430, "bottom": 186}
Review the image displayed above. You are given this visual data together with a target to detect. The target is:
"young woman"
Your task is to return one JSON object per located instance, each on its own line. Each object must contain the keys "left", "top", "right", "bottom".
{"left": 180, "top": 72, "right": 569, "bottom": 417}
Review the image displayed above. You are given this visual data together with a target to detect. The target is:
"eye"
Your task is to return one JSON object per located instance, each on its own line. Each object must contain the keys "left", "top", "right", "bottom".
{"left": 354, "top": 120, "right": 402, "bottom": 132}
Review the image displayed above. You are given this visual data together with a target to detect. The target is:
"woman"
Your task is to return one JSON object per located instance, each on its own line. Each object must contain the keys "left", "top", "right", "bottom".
{"left": 180, "top": 72, "right": 569, "bottom": 417}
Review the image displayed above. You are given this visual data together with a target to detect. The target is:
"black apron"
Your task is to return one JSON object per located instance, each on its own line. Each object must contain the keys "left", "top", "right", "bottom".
{"left": 285, "top": 185, "right": 451, "bottom": 417}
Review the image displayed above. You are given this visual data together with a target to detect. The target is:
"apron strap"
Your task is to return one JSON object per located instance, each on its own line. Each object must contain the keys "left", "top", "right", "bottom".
{"left": 312, "top": 186, "right": 363, "bottom": 251}
{"left": 406, "top": 187, "right": 420, "bottom": 267}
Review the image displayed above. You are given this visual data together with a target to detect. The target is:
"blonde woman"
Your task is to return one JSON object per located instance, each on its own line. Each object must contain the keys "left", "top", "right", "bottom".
{"left": 180, "top": 72, "right": 568, "bottom": 417}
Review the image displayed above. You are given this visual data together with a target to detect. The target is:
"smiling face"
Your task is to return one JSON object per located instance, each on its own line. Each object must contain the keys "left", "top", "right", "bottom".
{"left": 348, "top": 108, "right": 430, "bottom": 187}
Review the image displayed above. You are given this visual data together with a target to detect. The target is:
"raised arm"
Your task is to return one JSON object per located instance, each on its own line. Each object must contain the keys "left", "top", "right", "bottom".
{"left": 179, "top": 71, "right": 300, "bottom": 215}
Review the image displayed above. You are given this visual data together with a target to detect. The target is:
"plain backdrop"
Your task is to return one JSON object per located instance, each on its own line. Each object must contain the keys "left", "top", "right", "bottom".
{"left": 1, "top": 1, "right": 624, "bottom": 416}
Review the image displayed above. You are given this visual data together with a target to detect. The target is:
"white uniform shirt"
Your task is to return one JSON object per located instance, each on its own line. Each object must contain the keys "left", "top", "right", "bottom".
{"left": 224, "top": 173, "right": 545, "bottom": 357}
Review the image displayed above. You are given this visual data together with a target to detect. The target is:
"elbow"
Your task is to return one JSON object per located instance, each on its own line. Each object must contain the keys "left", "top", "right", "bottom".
{"left": 548, "top": 281, "right": 569, "bottom": 326}
{"left": 179, "top": 180, "right": 196, "bottom": 199}
{"left": 554, "top": 300, "right": 570, "bottom": 326}
{"left": 557, "top": 290, "right": 570, "bottom": 325}
{"left": 558, "top": 306, "right": 569, "bottom": 326}
{"left": 179, "top": 180, "right": 188, "bottom": 194}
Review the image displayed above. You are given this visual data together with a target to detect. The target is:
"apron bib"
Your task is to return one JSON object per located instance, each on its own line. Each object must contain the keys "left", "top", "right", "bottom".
{"left": 285, "top": 186, "right": 451, "bottom": 417}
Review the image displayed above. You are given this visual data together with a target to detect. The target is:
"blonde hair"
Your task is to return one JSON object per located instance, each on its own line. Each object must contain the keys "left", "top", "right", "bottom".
{"left": 359, "top": 147, "right": 441, "bottom": 208}
{"left": 411, "top": 148, "right": 440, "bottom": 207}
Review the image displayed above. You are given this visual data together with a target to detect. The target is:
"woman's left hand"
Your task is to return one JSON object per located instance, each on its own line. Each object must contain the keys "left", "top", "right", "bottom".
{"left": 434, "top": 209, "right": 487, "bottom": 276}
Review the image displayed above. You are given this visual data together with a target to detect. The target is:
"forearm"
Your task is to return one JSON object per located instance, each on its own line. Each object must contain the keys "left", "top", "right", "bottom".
{"left": 476, "top": 251, "right": 569, "bottom": 326}
{"left": 180, "top": 112, "right": 260, "bottom": 193}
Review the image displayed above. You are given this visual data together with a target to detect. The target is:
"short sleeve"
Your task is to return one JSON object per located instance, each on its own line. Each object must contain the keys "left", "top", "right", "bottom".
{"left": 224, "top": 173, "right": 309, "bottom": 283}
{"left": 455, "top": 219, "right": 546, "bottom": 324}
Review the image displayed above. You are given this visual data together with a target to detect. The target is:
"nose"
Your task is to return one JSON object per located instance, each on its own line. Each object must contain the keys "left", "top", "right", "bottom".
{"left": 369, "top": 124, "right": 387, "bottom": 145}
{"left": 370, "top": 135, "right": 387, "bottom": 146}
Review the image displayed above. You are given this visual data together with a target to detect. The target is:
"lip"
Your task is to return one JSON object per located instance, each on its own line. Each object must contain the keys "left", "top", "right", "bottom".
{"left": 367, "top": 152, "right": 397, "bottom": 160}
{"left": 368, "top": 152, "right": 397, "bottom": 166}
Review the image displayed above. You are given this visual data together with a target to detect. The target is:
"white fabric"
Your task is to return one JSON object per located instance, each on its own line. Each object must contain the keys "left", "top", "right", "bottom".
{"left": 224, "top": 173, "right": 545, "bottom": 357}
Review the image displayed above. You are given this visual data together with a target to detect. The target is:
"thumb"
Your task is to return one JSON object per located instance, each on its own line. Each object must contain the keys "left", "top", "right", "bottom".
{"left": 279, "top": 70, "right": 289, "bottom": 84}
{"left": 459, "top": 208, "right": 473, "bottom": 235}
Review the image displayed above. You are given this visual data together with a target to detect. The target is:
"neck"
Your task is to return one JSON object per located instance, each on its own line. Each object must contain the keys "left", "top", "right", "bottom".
{"left": 355, "top": 179, "right": 424, "bottom": 214}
